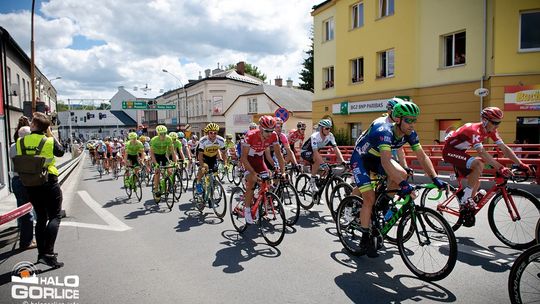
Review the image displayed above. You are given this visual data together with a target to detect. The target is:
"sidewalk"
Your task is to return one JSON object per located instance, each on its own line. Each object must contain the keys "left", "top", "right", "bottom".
{"left": 0, "top": 152, "right": 74, "bottom": 228}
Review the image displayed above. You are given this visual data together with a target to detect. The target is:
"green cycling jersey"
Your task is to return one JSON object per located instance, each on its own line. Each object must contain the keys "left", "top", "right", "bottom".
{"left": 150, "top": 135, "right": 173, "bottom": 155}
{"left": 126, "top": 140, "right": 144, "bottom": 156}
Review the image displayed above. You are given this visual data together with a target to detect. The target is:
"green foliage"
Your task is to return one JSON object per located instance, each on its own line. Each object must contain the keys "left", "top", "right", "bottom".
{"left": 226, "top": 62, "right": 267, "bottom": 81}
{"left": 334, "top": 128, "right": 352, "bottom": 146}
{"left": 299, "top": 29, "right": 314, "bottom": 92}
{"left": 56, "top": 101, "right": 69, "bottom": 112}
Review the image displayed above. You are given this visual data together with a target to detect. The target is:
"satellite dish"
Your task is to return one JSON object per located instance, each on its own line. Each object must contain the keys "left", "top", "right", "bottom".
{"left": 474, "top": 88, "right": 489, "bottom": 97}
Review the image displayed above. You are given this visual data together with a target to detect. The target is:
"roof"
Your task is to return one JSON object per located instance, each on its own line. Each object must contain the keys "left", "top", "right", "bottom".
{"left": 110, "top": 110, "right": 137, "bottom": 126}
{"left": 224, "top": 84, "right": 313, "bottom": 114}
{"left": 185, "top": 69, "right": 263, "bottom": 89}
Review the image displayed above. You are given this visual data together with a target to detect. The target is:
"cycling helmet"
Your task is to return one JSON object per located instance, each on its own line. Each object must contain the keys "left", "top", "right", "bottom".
{"left": 318, "top": 119, "right": 333, "bottom": 128}
{"left": 177, "top": 131, "right": 185, "bottom": 138}
{"left": 169, "top": 132, "right": 178, "bottom": 139}
{"left": 139, "top": 136, "right": 147, "bottom": 142}
{"left": 392, "top": 101, "right": 420, "bottom": 118}
{"left": 113, "top": 138, "right": 118, "bottom": 142}
{"left": 387, "top": 97, "right": 404, "bottom": 111}
{"left": 204, "top": 122, "right": 220, "bottom": 133}
{"left": 481, "top": 107, "right": 503, "bottom": 120}
{"left": 297, "top": 121, "right": 306, "bottom": 129}
{"left": 128, "top": 132, "right": 137, "bottom": 140}
{"left": 259, "top": 115, "right": 276, "bottom": 130}
{"left": 225, "top": 133, "right": 233, "bottom": 139}
{"left": 191, "top": 135, "right": 198, "bottom": 140}
{"left": 119, "top": 139, "right": 124, "bottom": 143}
{"left": 156, "top": 125, "right": 168, "bottom": 134}
{"left": 249, "top": 122, "right": 258, "bottom": 130}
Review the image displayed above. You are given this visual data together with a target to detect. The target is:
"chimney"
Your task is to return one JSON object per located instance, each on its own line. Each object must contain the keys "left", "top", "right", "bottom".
{"left": 205, "top": 69, "right": 211, "bottom": 78}
{"left": 198, "top": 71, "right": 202, "bottom": 80}
{"left": 286, "top": 78, "right": 293, "bottom": 88}
{"left": 236, "top": 61, "right": 245, "bottom": 75}
{"left": 275, "top": 76, "right": 283, "bottom": 87}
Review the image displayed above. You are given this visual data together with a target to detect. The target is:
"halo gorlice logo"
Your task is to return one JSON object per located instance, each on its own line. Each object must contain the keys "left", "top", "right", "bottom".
{"left": 11, "top": 261, "right": 80, "bottom": 302}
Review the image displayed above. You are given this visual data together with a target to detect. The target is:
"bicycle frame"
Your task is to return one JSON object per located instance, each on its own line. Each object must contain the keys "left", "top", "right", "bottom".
{"left": 248, "top": 178, "right": 276, "bottom": 222}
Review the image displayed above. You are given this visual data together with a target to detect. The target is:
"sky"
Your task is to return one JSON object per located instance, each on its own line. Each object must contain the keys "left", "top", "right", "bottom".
{"left": 0, "top": 0, "right": 316, "bottom": 102}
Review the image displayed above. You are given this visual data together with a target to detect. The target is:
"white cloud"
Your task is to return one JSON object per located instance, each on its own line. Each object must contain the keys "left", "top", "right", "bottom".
{"left": 0, "top": 0, "right": 315, "bottom": 101}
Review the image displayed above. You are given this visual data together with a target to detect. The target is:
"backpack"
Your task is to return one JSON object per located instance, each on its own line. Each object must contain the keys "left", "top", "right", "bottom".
{"left": 12, "top": 137, "right": 49, "bottom": 186}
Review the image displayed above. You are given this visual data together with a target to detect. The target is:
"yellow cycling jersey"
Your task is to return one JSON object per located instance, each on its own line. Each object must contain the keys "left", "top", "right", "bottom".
{"left": 197, "top": 135, "right": 225, "bottom": 157}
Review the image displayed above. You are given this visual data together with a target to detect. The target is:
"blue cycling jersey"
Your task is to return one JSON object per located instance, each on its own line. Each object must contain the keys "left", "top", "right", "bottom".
{"left": 354, "top": 121, "right": 421, "bottom": 157}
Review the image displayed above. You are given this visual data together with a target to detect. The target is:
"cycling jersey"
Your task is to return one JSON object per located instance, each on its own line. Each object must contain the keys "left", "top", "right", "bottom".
{"left": 143, "top": 142, "right": 150, "bottom": 153}
{"left": 96, "top": 140, "right": 107, "bottom": 153}
{"left": 172, "top": 139, "right": 182, "bottom": 152}
{"left": 180, "top": 138, "right": 189, "bottom": 155}
{"left": 197, "top": 135, "right": 225, "bottom": 157}
{"left": 444, "top": 122, "right": 503, "bottom": 151}
{"left": 150, "top": 135, "right": 173, "bottom": 155}
{"left": 270, "top": 132, "right": 289, "bottom": 155}
{"left": 224, "top": 140, "right": 235, "bottom": 150}
{"left": 125, "top": 140, "right": 144, "bottom": 156}
{"left": 288, "top": 129, "right": 305, "bottom": 145}
{"left": 187, "top": 140, "right": 198, "bottom": 152}
{"left": 110, "top": 142, "right": 122, "bottom": 153}
{"left": 301, "top": 131, "right": 337, "bottom": 152}
{"left": 243, "top": 129, "right": 278, "bottom": 157}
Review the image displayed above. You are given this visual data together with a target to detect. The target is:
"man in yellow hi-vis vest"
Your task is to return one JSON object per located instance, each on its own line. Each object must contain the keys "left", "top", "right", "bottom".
{"left": 16, "top": 112, "right": 65, "bottom": 268}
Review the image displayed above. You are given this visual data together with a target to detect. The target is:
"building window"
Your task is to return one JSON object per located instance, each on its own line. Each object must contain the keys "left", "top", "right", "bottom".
{"left": 324, "top": 18, "right": 335, "bottom": 41}
{"left": 22, "top": 79, "right": 27, "bottom": 101}
{"left": 444, "top": 31, "right": 466, "bottom": 67}
{"left": 248, "top": 98, "right": 257, "bottom": 114}
{"left": 27, "top": 80, "right": 30, "bottom": 100}
{"left": 351, "top": 3, "right": 364, "bottom": 29}
{"left": 16, "top": 74, "right": 21, "bottom": 107}
{"left": 379, "top": 0, "right": 394, "bottom": 18}
{"left": 520, "top": 10, "right": 540, "bottom": 52}
{"left": 377, "top": 49, "right": 394, "bottom": 78}
{"left": 351, "top": 58, "right": 364, "bottom": 83}
{"left": 323, "top": 66, "right": 335, "bottom": 89}
{"left": 350, "top": 123, "right": 362, "bottom": 144}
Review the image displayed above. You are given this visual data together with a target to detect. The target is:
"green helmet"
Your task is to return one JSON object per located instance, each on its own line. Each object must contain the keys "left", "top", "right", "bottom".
{"left": 392, "top": 101, "right": 420, "bottom": 119}
{"left": 128, "top": 132, "right": 138, "bottom": 140}
{"left": 318, "top": 119, "right": 332, "bottom": 128}
{"left": 156, "top": 125, "right": 168, "bottom": 134}
{"left": 169, "top": 132, "right": 178, "bottom": 139}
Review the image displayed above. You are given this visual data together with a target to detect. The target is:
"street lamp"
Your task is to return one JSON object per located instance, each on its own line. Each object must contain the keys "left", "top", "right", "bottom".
{"left": 50, "top": 76, "right": 62, "bottom": 82}
{"left": 162, "top": 69, "right": 189, "bottom": 126}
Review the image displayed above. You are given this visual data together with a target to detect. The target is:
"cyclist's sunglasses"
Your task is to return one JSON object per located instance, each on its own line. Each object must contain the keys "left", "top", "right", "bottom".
{"left": 489, "top": 120, "right": 501, "bottom": 126}
{"left": 322, "top": 127, "right": 331, "bottom": 130}
{"left": 403, "top": 117, "right": 417, "bottom": 124}
{"left": 208, "top": 131, "right": 217, "bottom": 135}
{"left": 263, "top": 129, "right": 274, "bottom": 133}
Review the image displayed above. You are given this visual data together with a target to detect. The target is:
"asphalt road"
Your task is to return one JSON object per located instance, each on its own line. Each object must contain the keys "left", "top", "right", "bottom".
{"left": 0, "top": 153, "right": 533, "bottom": 304}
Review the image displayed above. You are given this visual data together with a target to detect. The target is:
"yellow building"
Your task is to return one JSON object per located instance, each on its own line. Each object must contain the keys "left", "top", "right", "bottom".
{"left": 312, "top": 0, "right": 540, "bottom": 145}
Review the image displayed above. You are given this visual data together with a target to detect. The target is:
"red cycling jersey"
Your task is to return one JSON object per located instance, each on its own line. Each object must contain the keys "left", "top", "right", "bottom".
{"left": 287, "top": 129, "right": 304, "bottom": 145}
{"left": 444, "top": 122, "right": 503, "bottom": 150}
{"left": 243, "top": 129, "right": 278, "bottom": 157}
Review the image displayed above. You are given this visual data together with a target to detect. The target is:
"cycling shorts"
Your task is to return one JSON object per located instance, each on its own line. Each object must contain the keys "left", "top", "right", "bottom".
{"left": 442, "top": 145, "right": 474, "bottom": 177}
{"left": 97, "top": 152, "right": 106, "bottom": 158}
{"left": 300, "top": 150, "right": 313, "bottom": 164}
{"left": 127, "top": 154, "right": 140, "bottom": 167}
{"left": 154, "top": 153, "right": 169, "bottom": 166}
{"left": 203, "top": 155, "right": 218, "bottom": 172}
{"left": 245, "top": 155, "right": 268, "bottom": 176}
{"left": 350, "top": 153, "right": 385, "bottom": 193}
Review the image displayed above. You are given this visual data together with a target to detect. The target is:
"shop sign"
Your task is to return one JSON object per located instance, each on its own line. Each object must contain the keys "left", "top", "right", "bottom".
{"left": 504, "top": 85, "right": 540, "bottom": 111}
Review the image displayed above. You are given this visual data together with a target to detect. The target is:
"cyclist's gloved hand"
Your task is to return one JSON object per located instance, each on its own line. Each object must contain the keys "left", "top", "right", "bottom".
{"left": 398, "top": 180, "right": 414, "bottom": 197}
{"left": 432, "top": 177, "right": 448, "bottom": 190}
{"left": 498, "top": 166, "right": 512, "bottom": 177}
{"left": 404, "top": 167, "right": 414, "bottom": 176}
{"left": 518, "top": 163, "right": 531, "bottom": 173}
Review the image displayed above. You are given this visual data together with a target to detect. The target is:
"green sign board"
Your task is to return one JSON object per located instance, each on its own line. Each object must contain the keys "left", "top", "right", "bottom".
{"left": 122, "top": 101, "right": 176, "bottom": 110}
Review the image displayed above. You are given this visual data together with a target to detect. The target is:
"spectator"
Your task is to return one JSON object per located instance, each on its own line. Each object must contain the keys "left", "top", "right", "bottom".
{"left": 9, "top": 125, "right": 36, "bottom": 250}
{"left": 13, "top": 116, "right": 30, "bottom": 144}
{"left": 16, "top": 112, "right": 65, "bottom": 268}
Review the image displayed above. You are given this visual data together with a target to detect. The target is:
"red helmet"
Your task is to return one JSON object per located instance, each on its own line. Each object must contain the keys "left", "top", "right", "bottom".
{"left": 481, "top": 107, "right": 503, "bottom": 120}
{"left": 259, "top": 115, "right": 276, "bottom": 130}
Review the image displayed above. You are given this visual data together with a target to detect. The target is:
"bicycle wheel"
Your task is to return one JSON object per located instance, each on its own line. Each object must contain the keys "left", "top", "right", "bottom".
{"left": 295, "top": 173, "right": 314, "bottom": 210}
{"left": 276, "top": 182, "right": 301, "bottom": 226}
{"left": 328, "top": 182, "right": 353, "bottom": 221}
{"left": 508, "top": 244, "right": 540, "bottom": 304}
{"left": 134, "top": 173, "right": 143, "bottom": 202}
{"left": 211, "top": 181, "right": 227, "bottom": 218}
{"left": 324, "top": 176, "right": 344, "bottom": 205}
{"left": 217, "top": 162, "right": 225, "bottom": 181}
{"left": 229, "top": 187, "right": 248, "bottom": 233}
{"left": 420, "top": 186, "right": 462, "bottom": 231}
{"left": 259, "top": 191, "right": 286, "bottom": 247}
{"left": 226, "top": 163, "right": 235, "bottom": 183}
{"left": 191, "top": 179, "right": 204, "bottom": 212}
{"left": 181, "top": 167, "right": 190, "bottom": 192}
{"left": 152, "top": 180, "right": 161, "bottom": 204}
{"left": 335, "top": 196, "right": 365, "bottom": 255}
{"left": 232, "top": 163, "right": 243, "bottom": 186}
{"left": 397, "top": 206, "right": 458, "bottom": 281}
{"left": 174, "top": 170, "right": 183, "bottom": 201}
{"left": 123, "top": 173, "right": 132, "bottom": 198}
{"left": 488, "top": 188, "right": 540, "bottom": 249}
{"left": 164, "top": 176, "right": 175, "bottom": 211}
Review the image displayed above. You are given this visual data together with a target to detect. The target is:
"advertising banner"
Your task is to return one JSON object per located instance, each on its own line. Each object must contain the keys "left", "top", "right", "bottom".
{"left": 504, "top": 85, "right": 540, "bottom": 111}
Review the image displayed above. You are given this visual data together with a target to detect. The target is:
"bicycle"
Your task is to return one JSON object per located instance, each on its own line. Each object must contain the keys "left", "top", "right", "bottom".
{"left": 508, "top": 218, "right": 540, "bottom": 304}
{"left": 229, "top": 172, "right": 286, "bottom": 247}
{"left": 295, "top": 163, "right": 348, "bottom": 210}
{"left": 271, "top": 167, "right": 301, "bottom": 226}
{"left": 191, "top": 167, "right": 226, "bottom": 218}
{"left": 123, "top": 164, "right": 142, "bottom": 202}
{"left": 232, "top": 161, "right": 246, "bottom": 188}
{"left": 152, "top": 163, "right": 177, "bottom": 211}
{"left": 420, "top": 168, "right": 540, "bottom": 249}
{"left": 335, "top": 183, "right": 458, "bottom": 281}
{"left": 96, "top": 156, "right": 104, "bottom": 178}
{"left": 110, "top": 156, "right": 120, "bottom": 179}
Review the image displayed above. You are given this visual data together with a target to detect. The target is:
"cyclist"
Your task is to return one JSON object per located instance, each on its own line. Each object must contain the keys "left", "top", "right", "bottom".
{"left": 187, "top": 135, "right": 198, "bottom": 158}
{"left": 300, "top": 119, "right": 345, "bottom": 192}
{"left": 195, "top": 123, "right": 226, "bottom": 193}
{"left": 265, "top": 117, "right": 299, "bottom": 171}
{"left": 169, "top": 132, "right": 186, "bottom": 161}
{"left": 241, "top": 115, "right": 286, "bottom": 224}
{"left": 140, "top": 135, "right": 151, "bottom": 172}
{"left": 109, "top": 138, "right": 122, "bottom": 172}
{"left": 442, "top": 107, "right": 530, "bottom": 216}
{"left": 150, "top": 125, "right": 178, "bottom": 196}
{"left": 123, "top": 132, "right": 145, "bottom": 180}
{"left": 350, "top": 101, "right": 447, "bottom": 257}
{"left": 287, "top": 121, "right": 306, "bottom": 155}
{"left": 95, "top": 138, "right": 107, "bottom": 167}
{"left": 87, "top": 140, "right": 96, "bottom": 164}
{"left": 178, "top": 132, "right": 192, "bottom": 162}
{"left": 249, "top": 122, "right": 258, "bottom": 131}
{"left": 224, "top": 134, "right": 236, "bottom": 167}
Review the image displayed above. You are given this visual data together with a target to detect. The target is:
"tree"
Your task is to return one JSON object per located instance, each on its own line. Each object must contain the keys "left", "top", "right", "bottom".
{"left": 56, "top": 101, "right": 69, "bottom": 112}
{"left": 226, "top": 62, "right": 267, "bottom": 82}
{"left": 299, "top": 30, "right": 314, "bottom": 92}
